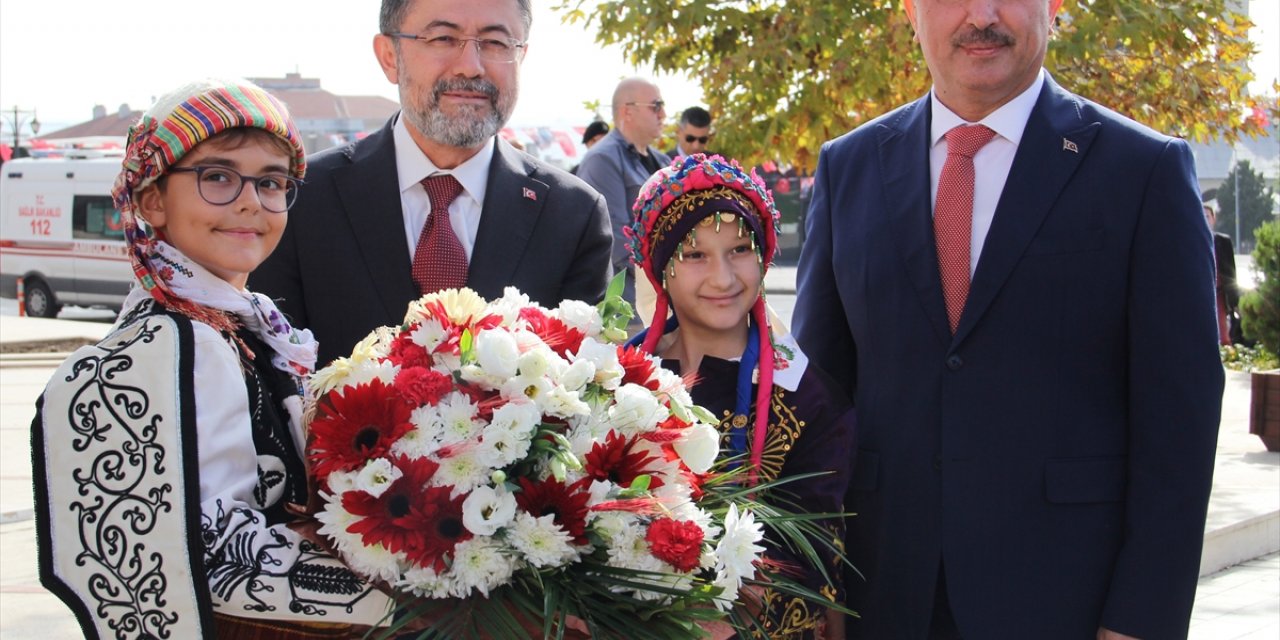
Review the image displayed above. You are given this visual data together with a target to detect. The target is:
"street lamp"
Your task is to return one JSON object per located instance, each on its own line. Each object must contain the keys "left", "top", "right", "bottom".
{"left": 3, "top": 106, "right": 41, "bottom": 154}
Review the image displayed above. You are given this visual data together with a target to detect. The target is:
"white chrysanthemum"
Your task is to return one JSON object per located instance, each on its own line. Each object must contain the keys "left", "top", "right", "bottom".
{"left": 558, "top": 358, "right": 596, "bottom": 392}
{"left": 605, "top": 521, "right": 662, "bottom": 572}
{"left": 555, "top": 299, "right": 602, "bottom": 337}
{"left": 479, "top": 418, "right": 535, "bottom": 467}
{"left": 575, "top": 338, "right": 624, "bottom": 389}
{"left": 484, "top": 287, "right": 534, "bottom": 327}
{"left": 608, "top": 383, "right": 669, "bottom": 435}
{"left": 713, "top": 504, "right": 765, "bottom": 599}
{"left": 474, "top": 328, "right": 520, "bottom": 379}
{"left": 542, "top": 384, "right": 591, "bottom": 419}
{"left": 508, "top": 512, "right": 579, "bottom": 568}
{"left": 450, "top": 537, "right": 517, "bottom": 597}
{"left": 435, "top": 392, "right": 481, "bottom": 446}
{"left": 340, "top": 360, "right": 399, "bottom": 390}
{"left": 353, "top": 458, "right": 403, "bottom": 498}
{"left": 406, "top": 287, "right": 488, "bottom": 326}
{"left": 309, "top": 358, "right": 357, "bottom": 396}
{"left": 324, "top": 470, "right": 358, "bottom": 496}
{"left": 655, "top": 368, "right": 693, "bottom": 407}
{"left": 316, "top": 496, "right": 404, "bottom": 584}
{"left": 356, "top": 326, "right": 398, "bottom": 360}
{"left": 673, "top": 421, "right": 720, "bottom": 474}
{"left": 488, "top": 401, "right": 540, "bottom": 436}
{"left": 433, "top": 447, "right": 493, "bottom": 496}
{"left": 392, "top": 419, "right": 441, "bottom": 458}
{"left": 409, "top": 317, "right": 450, "bottom": 354}
{"left": 399, "top": 565, "right": 455, "bottom": 599}
{"left": 462, "top": 485, "right": 518, "bottom": 536}
{"left": 588, "top": 508, "right": 641, "bottom": 543}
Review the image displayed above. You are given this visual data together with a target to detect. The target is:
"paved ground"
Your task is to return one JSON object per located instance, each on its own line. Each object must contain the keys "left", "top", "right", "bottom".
{"left": 0, "top": 286, "right": 1276, "bottom": 637}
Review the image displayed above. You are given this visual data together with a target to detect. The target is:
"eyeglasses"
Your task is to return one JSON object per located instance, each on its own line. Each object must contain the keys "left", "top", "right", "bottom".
{"left": 624, "top": 100, "right": 666, "bottom": 113}
{"left": 684, "top": 135, "right": 710, "bottom": 144}
{"left": 167, "top": 166, "right": 300, "bottom": 213}
{"left": 387, "top": 32, "right": 527, "bottom": 63}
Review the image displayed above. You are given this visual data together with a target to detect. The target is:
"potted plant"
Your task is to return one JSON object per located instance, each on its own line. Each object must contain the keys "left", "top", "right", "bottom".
{"left": 1240, "top": 220, "right": 1280, "bottom": 451}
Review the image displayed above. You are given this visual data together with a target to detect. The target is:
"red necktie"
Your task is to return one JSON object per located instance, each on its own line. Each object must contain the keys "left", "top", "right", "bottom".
{"left": 412, "top": 174, "right": 468, "bottom": 295}
{"left": 935, "top": 124, "right": 996, "bottom": 333}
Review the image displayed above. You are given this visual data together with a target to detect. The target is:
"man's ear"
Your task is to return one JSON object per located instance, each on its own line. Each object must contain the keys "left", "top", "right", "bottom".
{"left": 136, "top": 184, "right": 167, "bottom": 231}
{"left": 903, "top": 0, "right": 918, "bottom": 31}
{"left": 374, "top": 34, "right": 400, "bottom": 85}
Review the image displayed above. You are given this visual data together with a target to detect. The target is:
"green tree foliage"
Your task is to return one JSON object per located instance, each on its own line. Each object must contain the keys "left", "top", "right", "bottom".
{"left": 555, "top": 0, "right": 1276, "bottom": 172}
{"left": 1216, "top": 159, "right": 1279, "bottom": 251}
{"left": 1240, "top": 220, "right": 1280, "bottom": 356}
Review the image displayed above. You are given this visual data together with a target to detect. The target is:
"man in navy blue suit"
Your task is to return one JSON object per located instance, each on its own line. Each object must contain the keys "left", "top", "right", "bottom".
{"left": 793, "top": 1, "right": 1223, "bottom": 638}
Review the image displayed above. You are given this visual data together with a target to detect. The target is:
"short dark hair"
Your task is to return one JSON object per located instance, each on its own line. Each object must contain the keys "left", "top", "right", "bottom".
{"left": 582, "top": 120, "right": 609, "bottom": 145}
{"left": 679, "top": 106, "right": 711, "bottom": 128}
{"left": 380, "top": 0, "right": 532, "bottom": 37}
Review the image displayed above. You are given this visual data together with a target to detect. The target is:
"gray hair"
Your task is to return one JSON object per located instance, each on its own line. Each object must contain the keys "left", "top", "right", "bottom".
{"left": 380, "top": 0, "right": 532, "bottom": 37}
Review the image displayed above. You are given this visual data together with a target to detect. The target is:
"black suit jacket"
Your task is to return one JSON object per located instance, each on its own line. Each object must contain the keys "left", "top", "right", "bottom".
{"left": 251, "top": 117, "right": 613, "bottom": 365}
{"left": 794, "top": 76, "right": 1222, "bottom": 639}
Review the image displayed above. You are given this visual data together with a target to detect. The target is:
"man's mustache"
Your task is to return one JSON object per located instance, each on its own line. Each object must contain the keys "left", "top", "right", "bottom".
{"left": 952, "top": 27, "right": 1015, "bottom": 48}
{"left": 432, "top": 78, "right": 499, "bottom": 105}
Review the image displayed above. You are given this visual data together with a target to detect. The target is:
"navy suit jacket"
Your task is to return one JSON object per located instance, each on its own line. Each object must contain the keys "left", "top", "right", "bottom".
{"left": 794, "top": 76, "right": 1223, "bottom": 639}
{"left": 250, "top": 117, "right": 613, "bottom": 366}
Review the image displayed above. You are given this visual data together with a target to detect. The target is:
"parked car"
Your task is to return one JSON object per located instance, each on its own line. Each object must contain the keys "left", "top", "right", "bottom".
{"left": 0, "top": 155, "right": 131, "bottom": 317}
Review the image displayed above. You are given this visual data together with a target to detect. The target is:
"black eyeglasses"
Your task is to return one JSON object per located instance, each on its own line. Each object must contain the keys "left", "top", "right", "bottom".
{"left": 167, "top": 166, "right": 300, "bottom": 213}
{"left": 625, "top": 100, "right": 666, "bottom": 113}
{"left": 386, "top": 32, "right": 527, "bottom": 63}
{"left": 684, "top": 135, "right": 710, "bottom": 144}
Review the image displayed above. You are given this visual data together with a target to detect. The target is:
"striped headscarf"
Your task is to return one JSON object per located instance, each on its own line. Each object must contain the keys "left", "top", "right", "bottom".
{"left": 111, "top": 79, "right": 306, "bottom": 338}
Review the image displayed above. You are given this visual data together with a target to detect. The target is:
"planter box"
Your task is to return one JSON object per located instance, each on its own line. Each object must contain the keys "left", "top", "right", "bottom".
{"left": 1250, "top": 370, "right": 1280, "bottom": 452}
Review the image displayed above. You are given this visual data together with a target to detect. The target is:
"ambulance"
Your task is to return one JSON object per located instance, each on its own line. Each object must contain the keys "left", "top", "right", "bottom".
{"left": 0, "top": 155, "right": 132, "bottom": 317}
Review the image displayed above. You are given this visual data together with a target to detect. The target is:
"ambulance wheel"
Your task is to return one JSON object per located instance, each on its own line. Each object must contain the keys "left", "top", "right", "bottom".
{"left": 24, "top": 279, "right": 59, "bottom": 318}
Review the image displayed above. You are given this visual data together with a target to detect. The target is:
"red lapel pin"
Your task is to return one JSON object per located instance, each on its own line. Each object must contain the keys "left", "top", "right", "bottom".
{"left": 522, "top": 187, "right": 537, "bottom": 201}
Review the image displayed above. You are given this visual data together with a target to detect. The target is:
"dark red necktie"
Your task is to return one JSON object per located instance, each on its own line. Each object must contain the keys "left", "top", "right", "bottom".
{"left": 935, "top": 124, "right": 996, "bottom": 333}
{"left": 412, "top": 174, "right": 468, "bottom": 295}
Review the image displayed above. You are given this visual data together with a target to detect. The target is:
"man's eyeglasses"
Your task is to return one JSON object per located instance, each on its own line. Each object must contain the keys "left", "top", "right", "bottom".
{"left": 167, "top": 166, "right": 301, "bottom": 213}
{"left": 625, "top": 100, "right": 666, "bottom": 113}
{"left": 684, "top": 135, "right": 710, "bottom": 144}
{"left": 386, "top": 32, "right": 527, "bottom": 64}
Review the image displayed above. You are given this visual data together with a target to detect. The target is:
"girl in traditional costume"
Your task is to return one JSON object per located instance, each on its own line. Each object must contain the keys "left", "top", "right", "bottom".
{"left": 626, "top": 154, "right": 857, "bottom": 639}
{"left": 32, "top": 79, "right": 392, "bottom": 639}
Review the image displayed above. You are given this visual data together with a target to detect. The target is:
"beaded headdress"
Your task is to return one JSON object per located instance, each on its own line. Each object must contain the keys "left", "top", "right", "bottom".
{"left": 110, "top": 79, "right": 306, "bottom": 336}
{"left": 625, "top": 154, "right": 781, "bottom": 482}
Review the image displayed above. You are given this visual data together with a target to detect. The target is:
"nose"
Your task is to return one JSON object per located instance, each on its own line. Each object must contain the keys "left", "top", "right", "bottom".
{"left": 233, "top": 177, "right": 264, "bottom": 212}
{"left": 964, "top": 0, "right": 1000, "bottom": 29}
{"left": 707, "top": 252, "right": 734, "bottom": 288}
{"left": 449, "top": 39, "right": 487, "bottom": 77}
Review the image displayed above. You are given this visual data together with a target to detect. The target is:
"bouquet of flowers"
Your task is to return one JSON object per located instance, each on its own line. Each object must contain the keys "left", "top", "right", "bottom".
{"left": 308, "top": 286, "right": 839, "bottom": 639}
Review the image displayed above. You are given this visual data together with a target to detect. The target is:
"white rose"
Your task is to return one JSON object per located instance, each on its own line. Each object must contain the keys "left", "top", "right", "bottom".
{"left": 555, "top": 299, "right": 603, "bottom": 337}
{"left": 485, "top": 287, "right": 533, "bottom": 326}
{"left": 518, "top": 346, "right": 553, "bottom": 379}
{"left": 673, "top": 422, "right": 720, "bottom": 474}
{"left": 354, "top": 458, "right": 403, "bottom": 498}
{"left": 474, "top": 329, "right": 520, "bottom": 379}
{"left": 543, "top": 384, "right": 591, "bottom": 418}
{"left": 558, "top": 358, "right": 596, "bottom": 392}
{"left": 575, "top": 338, "right": 623, "bottom": 389}
{"left": 608, "top": 383, "right": 669, "bottom": 435}
{"left": 462, "top": 485, "right": 518, "bottom": 536}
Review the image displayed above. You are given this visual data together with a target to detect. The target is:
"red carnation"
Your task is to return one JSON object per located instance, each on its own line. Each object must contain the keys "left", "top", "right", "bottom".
{"left": 394, "top": 366, "right": 454, "bottom": 407}
{"left": 309, "top": 379, "right": 414, "bottom": 481}
{"left": 583, "top": 431, "right": 666, "bottom": 492}
{"left": 514, "top": 477, "right": 592, "bottom": 545}
{"left": 646, "top": 518, "right": 704, "bottom": 572}
{"left": 387, "top": 331, "right": 432, "bottom": 368}
{"left": 617, "top": 345, "right": 660, "bottom": 391}
{"left": 520, "top": 307, "right": 585, "bottom": 358}
{"left": 342, "top": 456, "right": 471, "bottom": 571}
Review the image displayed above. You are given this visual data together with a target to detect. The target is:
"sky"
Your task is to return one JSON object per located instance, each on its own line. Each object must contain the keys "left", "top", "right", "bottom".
{"left": 0, "top": 0, "right": 1277, "bottom": 135}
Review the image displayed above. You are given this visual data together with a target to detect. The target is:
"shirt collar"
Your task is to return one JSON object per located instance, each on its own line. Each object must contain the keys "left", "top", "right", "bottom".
{"left": 393, "top": 114, "right": 494, "bottom": 205}
{"left": 930, "top": 69, "right": 1045, "bottom": 148}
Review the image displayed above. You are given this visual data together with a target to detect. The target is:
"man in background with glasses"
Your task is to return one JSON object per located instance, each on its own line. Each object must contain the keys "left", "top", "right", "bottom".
{"left": 667, "top": 106, "right": 713, "bottom": 161}
{"left": 252, "top": 0, "right": 613, "bottom": 366}
{"left": 576, "top": 77, "right": 672, "bottom": 318}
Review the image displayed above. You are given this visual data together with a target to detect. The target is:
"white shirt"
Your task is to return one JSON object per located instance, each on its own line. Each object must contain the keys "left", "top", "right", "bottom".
{"left": 929, "top": 69, "right": 1045, "bottom": 276}
{"left": 393, "top": 115, "right": 494, "bottom": 261}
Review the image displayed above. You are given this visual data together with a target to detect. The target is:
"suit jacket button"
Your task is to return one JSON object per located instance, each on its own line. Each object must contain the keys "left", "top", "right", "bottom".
{"left": 946, "top": 355, "right": 963, "bottom": 370}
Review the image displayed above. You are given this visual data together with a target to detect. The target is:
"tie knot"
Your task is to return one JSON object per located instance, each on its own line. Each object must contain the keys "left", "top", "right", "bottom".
{"left": 945, "top": 124, "right": 997, "bottom": 159}
{"left": 422, "top": 173, "right": 464, "bottom": 207}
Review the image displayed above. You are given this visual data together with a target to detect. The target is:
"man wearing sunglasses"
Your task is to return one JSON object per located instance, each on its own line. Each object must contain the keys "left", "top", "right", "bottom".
{"left": 251, "top": 0, "right": 613, "bottom": 366}
{"left": 667, "top": 106, "right": 713, "bottom": 161}
{"left": 576, "top": 77, "right": 673, "bottom": 315}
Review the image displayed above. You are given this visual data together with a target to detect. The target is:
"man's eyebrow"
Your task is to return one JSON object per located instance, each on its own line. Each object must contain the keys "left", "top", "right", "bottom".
{"left": 421, "top": 19, "right": 516, "bottom": 38}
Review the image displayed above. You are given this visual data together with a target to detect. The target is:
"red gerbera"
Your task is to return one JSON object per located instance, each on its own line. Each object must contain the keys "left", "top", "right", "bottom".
{"left": 616, "top": 345, "right": 660, "bottom": 391}
{"left": 583, "top": 431, "right": 666, "bottom": 492}
{"left": 394, "top": 366, "right": 453, "bottom": 407}
{"left": 519, "top": 307, "right": 585, "bottom": 358}
{"left": 343, "top": 456, "right": 472, "bottom": 572}
{"left": 514, "top": 477, "right": 592, "bottom": 545}
{"left": 645, "top": 517, "right": 705, "bottom": 572}
{"left": 309, "top": 378, "right": 414, "bottom": 481}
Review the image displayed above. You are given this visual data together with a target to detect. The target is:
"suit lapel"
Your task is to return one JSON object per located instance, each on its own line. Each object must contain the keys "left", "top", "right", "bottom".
{"left": 330, "top": 119, "right": 419, "bottom": 322}
{"left": 953, "top": 78, "right": 1099, "bottom": 345}
{"left": 468, "top": 140, "right": 548, "bottom": 295}
{"left": 880, "top": 97, "right": 953, "bottom": 345}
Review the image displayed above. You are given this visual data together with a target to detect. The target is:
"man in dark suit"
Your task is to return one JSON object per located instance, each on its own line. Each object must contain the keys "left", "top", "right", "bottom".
{"left": 666, "top": 106, "right": 712, "bottom": 160}
{"left": 793, "top": 1, "right": 1223, "bottom": 638}
{"left": 251, "top": 0, "right": 612, "bottom": 366}
{"left": 1205, "top": 203, "right": 1241, "bottom": 344}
